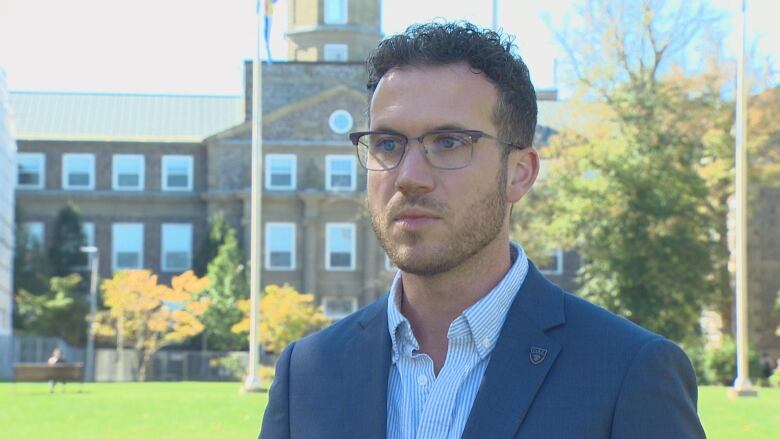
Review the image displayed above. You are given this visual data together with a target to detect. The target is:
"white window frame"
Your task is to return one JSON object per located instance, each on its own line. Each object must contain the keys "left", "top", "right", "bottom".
{"left": 112, "top": 154, "right": 145, "bottom": 191}
{"left": 62, "top": 153, "right": 95, "bottom": 190}
{"left": 328, "top": 109, "right": 353, "bottom": 134}
{"left": 78, "top": 222, "right": 96, "bottom": 270}
{"left": 324, "top": 0, "right": 348, "bottom": 24}
{"left": 23, "top": 222, "right": 45, "bottom": 250}
{"left": 323, "top": 43, "right": 348, "bottom": 61}
{"left": 322, "top": 296, "right": 358, "bottom": 320}
{"left": 325, "top": 223, "right": 356, "bottom": 271}
{"left": 16, "top": 153, "right": 45, "bottom": 189}
{"left": 538, "top": 247, "right": 564, "bottom": 275}
{"left": 162, "top": 155, "right": 194, "bottom": 191}
{"left": 325, "top": 155, "right": 356, "bottom": 192}
{"left": 112, "top": 223, "right": 144, "bottom": 271}
{"left": 161, "top": 223, "right": 193, "bottom": 273}
{"left": 265, "top": 222, "right": 296, "bottom": 271}
{"left": 265, "top": 154, "right": 297, "bottom": 191}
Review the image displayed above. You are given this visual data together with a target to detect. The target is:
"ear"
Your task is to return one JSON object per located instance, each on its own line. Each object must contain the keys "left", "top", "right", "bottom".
{"left": 505, "top": 147, "right": 539, "bottom": 203}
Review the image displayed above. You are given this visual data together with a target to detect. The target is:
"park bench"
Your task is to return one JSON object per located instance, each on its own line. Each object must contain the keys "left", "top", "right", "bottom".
{"left": 13, "top": 362, "right": 84, "bottom": 385}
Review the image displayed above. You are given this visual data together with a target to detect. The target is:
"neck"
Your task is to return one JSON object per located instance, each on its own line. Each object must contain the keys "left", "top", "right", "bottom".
{"left": 399, "top": 236, "right": 513, "bottom": 352}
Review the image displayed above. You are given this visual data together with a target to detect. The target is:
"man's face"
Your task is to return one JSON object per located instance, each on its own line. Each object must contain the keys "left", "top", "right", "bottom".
{"left": 367, "top": 63, "right": 510, "bottom": 275}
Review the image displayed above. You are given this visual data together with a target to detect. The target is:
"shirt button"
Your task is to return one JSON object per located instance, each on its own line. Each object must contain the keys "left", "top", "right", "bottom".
{"left": 482, "top": 337, "right": 491, "bottom": 348}
{"left": 417, "top": 374, "right": 428, "bottom": 386}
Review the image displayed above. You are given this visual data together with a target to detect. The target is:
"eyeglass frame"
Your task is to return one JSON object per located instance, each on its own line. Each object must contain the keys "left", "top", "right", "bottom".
{"left": 348, "top": 129, "right": 529, "bottom": 171}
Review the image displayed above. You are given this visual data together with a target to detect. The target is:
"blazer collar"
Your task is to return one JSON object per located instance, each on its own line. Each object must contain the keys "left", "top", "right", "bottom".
{"left": 343, "top": 293, "right": 392, "bottom": 438}
{"left": 462, "top": 262, "right": 565, "bottom": 438}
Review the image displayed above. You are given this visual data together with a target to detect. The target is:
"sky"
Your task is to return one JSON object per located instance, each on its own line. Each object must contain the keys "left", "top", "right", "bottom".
{"left": 1, "top": 0, "right": 778, "bottom": 96}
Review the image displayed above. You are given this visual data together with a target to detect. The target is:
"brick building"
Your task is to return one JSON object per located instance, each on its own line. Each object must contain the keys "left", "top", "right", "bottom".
{"left": 12, "top": 0, "right": 574, "bottom": 321}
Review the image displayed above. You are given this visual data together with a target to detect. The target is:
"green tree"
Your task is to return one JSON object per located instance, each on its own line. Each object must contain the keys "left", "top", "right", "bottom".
{"left": 12, "top": 218, "right": 50, "bottom": 299}
{"left": 200, "top": 223, "right": 249, "bottom": 350}
{"left": 515, "top": 0, "right": 735, "bottom": 343}
{"left": 48, "top": 202, "right": 87, "bottom": 276}
{"left": 193, "top": 213, "right": 230, "bottom": 276}
{"left": 15, "top": 274, "right": 88, "bottom": 345}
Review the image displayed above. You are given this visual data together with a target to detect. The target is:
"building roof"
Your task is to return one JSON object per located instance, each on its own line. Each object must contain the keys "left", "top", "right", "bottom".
{"left": 9, "top": 86, "right": 583, "bottom": 144}
{"left": 10, "top": 91, "right": 244, "bottom": 142}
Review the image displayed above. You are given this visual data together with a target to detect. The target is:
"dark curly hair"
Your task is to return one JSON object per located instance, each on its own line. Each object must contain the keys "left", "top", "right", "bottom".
{"left": 366, "top": 21, "right": 537, "bottom": 149}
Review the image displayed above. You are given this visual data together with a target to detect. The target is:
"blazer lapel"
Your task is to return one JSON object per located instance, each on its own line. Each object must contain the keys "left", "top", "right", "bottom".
{"left": 461, "top": 264, "right": 565, "bottom": 439}
{"left": 343, "top": 294, "right": 392, "bottom": 439}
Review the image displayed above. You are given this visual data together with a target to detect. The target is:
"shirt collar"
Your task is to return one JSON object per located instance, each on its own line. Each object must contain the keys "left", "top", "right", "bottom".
{"left": 386, "top": 242, "right": 529, "bottom": 362}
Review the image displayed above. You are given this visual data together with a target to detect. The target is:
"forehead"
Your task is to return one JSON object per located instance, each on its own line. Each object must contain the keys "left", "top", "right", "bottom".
{"left": 369, "top": 63, "right": 498, "bottom": 132}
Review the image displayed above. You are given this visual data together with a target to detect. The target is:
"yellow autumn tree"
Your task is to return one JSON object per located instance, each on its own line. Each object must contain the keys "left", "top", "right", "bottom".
{"left": 232, "top": 284, "right": 330, "bottom": 355}
{"left": 94, "top": 270, "right": 210, "bottom": 381}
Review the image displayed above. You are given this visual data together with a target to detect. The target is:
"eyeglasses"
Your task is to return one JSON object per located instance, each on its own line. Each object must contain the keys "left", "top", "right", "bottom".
{"left": 349, "top": 129, "right": 527, "bottom": 171}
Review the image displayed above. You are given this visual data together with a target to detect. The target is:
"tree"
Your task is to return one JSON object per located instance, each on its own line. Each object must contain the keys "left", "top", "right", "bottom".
{"left": 200, "top": 224, "right": 249, "bottom": 350}
{"left": 12, "top": 217, "right": 50, "bottom": 301}
{"left": 232, "top": 284, "right": 330, "bottom": 355}
{"left": 15, "top": 274, "right": 88, "bottom": 345}
{"left": 94, "top": 270, "right": 210, "bottom": 381}
{"left": 193, "top": 213, "right": 231, "bottom": 277}
{"left": 48, "top": 202, "right": 87, "bottom": 276}
{"left": 515, "top": 0, "right": 736, "bottom": 343}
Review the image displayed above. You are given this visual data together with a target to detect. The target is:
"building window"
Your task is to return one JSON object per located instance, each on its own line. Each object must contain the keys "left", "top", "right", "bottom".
{"left": 324, "top": 0, "right": 347, "bottom": 24}
{"left": 62, "top": 153, "right": 95, "bottom": 190}
{"left": 537, "top": 247, "right": 564, "bottom": 275}
{"left": 265, "top": 223, "right": 295, "bottom": 270}
{"left": 77, "top": 222, "right": 95, "bottom": 269}
{"left": 161, "top": 223, "right": 192, "bottom": 273}
{"left": 265, "top": 154, "right": 296, "bottom": 190}
{"left": 323, "top": 43, "right": 348, "bottom": 61}
{"left": 17, "top": 153, "right": 45, "bottom": 189}
{"left": 112, "top": 154, "right": 145, "bottom": 191}
{"left": 323, "top": 296, "right": 357, "bottom": 319}
{"left": 326, "top": 223, "right": 355, "bottom": 270}
{"left": 328, "top": 110, "right": 353, "bottom": 134}
{"left": 162, "top": 155, "right": 193, "bottom": 191}
{"left": 325, "top": 155, "right": 356, "bottom": 191}
{"left": 112, "top": 223, "right": 143, "bottom": 270}
{"left": 23, "top": 222, "right": 45, "bottom": 250}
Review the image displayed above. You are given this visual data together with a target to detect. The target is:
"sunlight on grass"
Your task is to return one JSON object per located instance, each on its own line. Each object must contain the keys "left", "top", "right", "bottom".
{"left": 1, "top": 383, "right": 778, "bottom": 438}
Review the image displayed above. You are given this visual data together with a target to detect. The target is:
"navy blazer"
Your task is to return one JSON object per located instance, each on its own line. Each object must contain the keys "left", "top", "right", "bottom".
{"left": 259, "top": 263, "right": 705, "bottom": 438}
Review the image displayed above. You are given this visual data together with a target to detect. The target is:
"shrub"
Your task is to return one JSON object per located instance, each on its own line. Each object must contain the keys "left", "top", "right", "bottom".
{"left": 705, "top": 335, "right": 761, "bottom": 386}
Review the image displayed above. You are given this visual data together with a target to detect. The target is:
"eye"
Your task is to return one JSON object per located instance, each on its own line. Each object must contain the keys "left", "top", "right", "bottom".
{"left": 430, "top": 133, "right": 469, "bottom": 150}
{"left": 370, "top": 135, "right": 401, "bottom": 153}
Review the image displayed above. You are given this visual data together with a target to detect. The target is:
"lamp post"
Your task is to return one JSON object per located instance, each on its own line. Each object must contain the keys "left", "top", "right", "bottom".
{"left": 80, "top": 245, "right": 99, "bottom": 382}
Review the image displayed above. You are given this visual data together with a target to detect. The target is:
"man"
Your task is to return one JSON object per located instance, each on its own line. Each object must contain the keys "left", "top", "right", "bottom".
{"left": 260, "top": 22, "right": 705, "bottom": 438}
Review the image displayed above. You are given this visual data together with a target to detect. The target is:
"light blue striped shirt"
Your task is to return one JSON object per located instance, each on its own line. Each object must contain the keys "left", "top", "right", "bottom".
{"left": 386, "top": 242, "right": 529, "bottom": 439}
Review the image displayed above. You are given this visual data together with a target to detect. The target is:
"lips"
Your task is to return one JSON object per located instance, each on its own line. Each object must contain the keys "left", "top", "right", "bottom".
{"left": 392, "top": 208, "right": 441, "bottom": 230}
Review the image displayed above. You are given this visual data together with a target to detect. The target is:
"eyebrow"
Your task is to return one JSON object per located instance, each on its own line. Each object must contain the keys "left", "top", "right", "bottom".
{"left": 368, "top": 123, "right": 470, "bottom": 135}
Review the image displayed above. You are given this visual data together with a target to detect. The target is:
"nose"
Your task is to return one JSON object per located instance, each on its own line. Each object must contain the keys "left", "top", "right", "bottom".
{"left": 394, "top": 140, "right": 435, "bottom": 195}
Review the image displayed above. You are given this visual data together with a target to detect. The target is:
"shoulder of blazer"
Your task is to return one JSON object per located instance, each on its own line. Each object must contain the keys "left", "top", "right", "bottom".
{"left": 293, "top": 292, "right": 390, "bottom": 351}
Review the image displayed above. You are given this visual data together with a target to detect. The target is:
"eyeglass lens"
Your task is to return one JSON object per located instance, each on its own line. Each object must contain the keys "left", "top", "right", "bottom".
{"left": 357, "top": 132, "right": 474, "bottom": 170}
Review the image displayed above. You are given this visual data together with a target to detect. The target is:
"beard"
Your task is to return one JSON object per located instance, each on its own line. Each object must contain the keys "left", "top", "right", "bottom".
{"left": 369, "top": 167, "right": 508, "bottom": 276}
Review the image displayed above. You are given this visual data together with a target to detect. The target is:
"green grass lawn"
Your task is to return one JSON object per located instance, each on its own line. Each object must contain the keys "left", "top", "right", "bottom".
{"left": 0, "top": 382, "right": 267, "bottom": 439}
{"left": 699, "top": 386, "right": 780, "bottom": 439}
{"left": 1, "top": 383, "right": 778, "bottom": 438}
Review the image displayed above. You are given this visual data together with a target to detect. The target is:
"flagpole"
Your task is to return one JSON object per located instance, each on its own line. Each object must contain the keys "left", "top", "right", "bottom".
{"left": 729, "top": 0, "right": 756, "bottom": 399}
{"left": 491, "top": 0, "right": 499, "bottom": 31}
{"left": 245, "top": 0, "right": 264, "bottom": 392}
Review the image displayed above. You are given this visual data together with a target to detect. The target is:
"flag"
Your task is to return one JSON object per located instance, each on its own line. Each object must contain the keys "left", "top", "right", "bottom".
{"left": 263, "top": 0, "right": 279, "bottom": 63}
